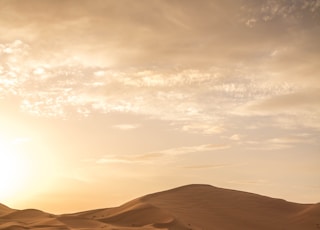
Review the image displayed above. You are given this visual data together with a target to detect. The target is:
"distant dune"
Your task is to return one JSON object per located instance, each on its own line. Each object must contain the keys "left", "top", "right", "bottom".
{"left": 1, "top": 184, "right": 319, "bottom": 230}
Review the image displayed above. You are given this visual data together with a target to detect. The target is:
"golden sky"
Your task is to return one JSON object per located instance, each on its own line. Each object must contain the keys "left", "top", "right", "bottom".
{"left": 0, "top": 0, "right": 320, "bottom": 214}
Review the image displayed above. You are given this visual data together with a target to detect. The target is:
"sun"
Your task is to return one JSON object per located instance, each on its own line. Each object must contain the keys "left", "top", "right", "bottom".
{"left": 0, "top": 138, "right": 31, "bottom": 200}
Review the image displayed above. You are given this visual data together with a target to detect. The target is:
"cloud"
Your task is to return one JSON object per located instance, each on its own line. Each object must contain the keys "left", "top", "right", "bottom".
{"left": 245, "top": 18, "right": 257, "bottom": 28}
{"left": 1, "top": 0, "right": 319, "bottom": 136}
{"left": 228, "top": 179, "right": 269, "bottom": 186}
{"left": 182, "top": 164, "right": 230, "bottom": 169}
{"left": 181, "top": 123, "right": 225, "bottom": 135}
{"left": 96, "top": 152, "right": 164, "bottom": 164}
{"left": 2, "top": 39, "right": 318, "bottom": 133}
{"left": 241, "top": 0, "right": 320, "bottom": 27}
{"left": 246, "top": 143, "right": 292, "bottom": 151}
{"left": 230, "top": 134, "right": 241, "bottom": 141}
{"left": 268, "top": 136, "right": 312, "bottom": 145}
{"left": 156, "top": 144, "right": 230, "bottom": 156}
{"left": 244, "top": 135, "right": 314, "bottom": 151}
{"left": 233, "top": 89, "right": 320, "bottom": 130}
{"left": 247, "top": 90, "right": 320, "bottom": 113}
{"left": 95, "top": 144, "right": 230, "bottom": 165}
{"left": 2, "top": 0, "right": 318, "bottom": 70}
{"left": 113, "top": 124, "right": 140, "bottom": 130}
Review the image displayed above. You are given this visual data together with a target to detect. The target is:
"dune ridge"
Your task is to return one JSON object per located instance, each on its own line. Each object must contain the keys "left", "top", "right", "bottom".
{"left": 1, "top": 184, "right": 319, "bottom": 230}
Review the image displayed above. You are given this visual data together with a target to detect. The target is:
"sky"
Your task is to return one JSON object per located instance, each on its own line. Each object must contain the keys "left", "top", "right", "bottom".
{"left": 0, "top": 0, "right": 319, "bottom": 214}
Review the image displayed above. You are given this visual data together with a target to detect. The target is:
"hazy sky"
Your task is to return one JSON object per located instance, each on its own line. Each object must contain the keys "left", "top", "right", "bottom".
{"left": 0, "top": 0, "right": 319, "bottom": 213}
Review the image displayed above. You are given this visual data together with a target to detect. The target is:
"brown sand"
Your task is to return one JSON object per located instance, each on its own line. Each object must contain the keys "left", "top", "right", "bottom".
{"left": 0, "top": 204, "right": 14, "bottom": 217}
{"left": 1, "top": 184, "right": 319, "bottom": 230}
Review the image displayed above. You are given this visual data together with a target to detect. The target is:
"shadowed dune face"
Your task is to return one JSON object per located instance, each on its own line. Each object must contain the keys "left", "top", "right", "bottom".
{"left": 0, "top": 204, "right": 14, "bottom": 216}
{"left": 1, "top": 184, "right": 320, "bottom": 230}
{"left": 139, "top": 184, "right": 319, "bottom": 229}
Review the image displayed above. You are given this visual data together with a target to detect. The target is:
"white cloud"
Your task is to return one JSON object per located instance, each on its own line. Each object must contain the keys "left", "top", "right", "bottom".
{"left": 33, "top": 67, "right": 45, "bottom": 75}
{"left": 182, "top": 123, "right": 225, "bottom": 135}
{"left": 1, "top": 40, "right": 319, "bottom": 134}
{"left": 113, "top": 124, "right": 140, "bottom": 130}
{"left": 246, "top": 18, "right": 257, "bottom": 28}
{"left": 93, "top": 70, "right": 106, "bottom": 77}
{"left": 230, "top": 134, "right": 241, "bottom": 141}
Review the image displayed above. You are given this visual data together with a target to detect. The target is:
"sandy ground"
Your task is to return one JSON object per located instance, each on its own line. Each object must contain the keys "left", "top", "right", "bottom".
{"left": 1, "top": 184, "right": 319, "bottom": 230}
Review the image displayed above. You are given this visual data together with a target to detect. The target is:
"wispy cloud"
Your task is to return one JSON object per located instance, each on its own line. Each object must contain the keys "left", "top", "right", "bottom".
{"left": 94, "top": 144, "right": 230, "bottom": 165}
{"left": 181, "top": 123, "right": 225, "bottom": 135}
{"left": 241, "top": 0, "right": 320, "bottom": 27}
{"left": 229, "top": 134, "right": 241, "bottom": 141}
{"left": 95, "top": 152, "right": 164, "bottom": 165}
{"left": 181, "top": 164, "right": 230, "bottom": 169}
{"left": 113, "top": 124, "right": 140, "bottom": 130}
{"left": 246, "top": 90, "right": 320, "bottom": 114}
{"left": 228, "top": 179, "right": 270, "bottom": 186}
{"left": 244, "top": 135, "right": 314, "bottom": 151}
{"left": 155, "top": 144, "right": 230, "bottom": 156}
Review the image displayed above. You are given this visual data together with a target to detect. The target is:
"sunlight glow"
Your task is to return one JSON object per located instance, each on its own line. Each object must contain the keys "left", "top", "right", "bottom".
{"left": 0, "top": 138, "right": 31, "bottom": 200}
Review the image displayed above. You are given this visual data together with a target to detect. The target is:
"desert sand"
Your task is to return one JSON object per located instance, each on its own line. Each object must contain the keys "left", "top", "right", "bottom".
{"left": 1, "top": 184, "right": 319, "bottom": 230}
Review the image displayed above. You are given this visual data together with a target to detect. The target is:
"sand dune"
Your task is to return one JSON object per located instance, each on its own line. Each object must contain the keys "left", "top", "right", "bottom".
{"left": 0, "top": 204, "right": 14, "bottom": 217}
{"left": 1, "top": 184, "right": 319, "bottom": 230}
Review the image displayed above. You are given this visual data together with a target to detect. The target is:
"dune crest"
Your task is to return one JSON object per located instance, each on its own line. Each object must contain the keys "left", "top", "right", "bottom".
{"left": 1, "top": 184, "right": 319, "bottom": 230}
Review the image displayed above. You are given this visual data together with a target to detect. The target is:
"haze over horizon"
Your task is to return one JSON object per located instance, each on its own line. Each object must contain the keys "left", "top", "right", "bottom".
{"left": 0, "top": 0, "right": 319, "bottom": 214}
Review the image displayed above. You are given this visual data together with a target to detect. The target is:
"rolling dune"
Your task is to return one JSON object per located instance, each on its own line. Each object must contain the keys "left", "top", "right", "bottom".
{"left": 1, "top": 184, "right": 319, "bottom": 230}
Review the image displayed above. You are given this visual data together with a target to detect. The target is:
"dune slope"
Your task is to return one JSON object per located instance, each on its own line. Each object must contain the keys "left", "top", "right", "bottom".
{"left": 0, "top": 204, "right": 14, "bottom": 217}
{"left": 1, "top": 184, "right": 319, "bottom": 230}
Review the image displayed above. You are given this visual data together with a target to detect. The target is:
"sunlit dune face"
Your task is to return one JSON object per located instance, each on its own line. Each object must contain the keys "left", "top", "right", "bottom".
{"left": 0, "top": 139, "right": 31, "bottom": 200}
